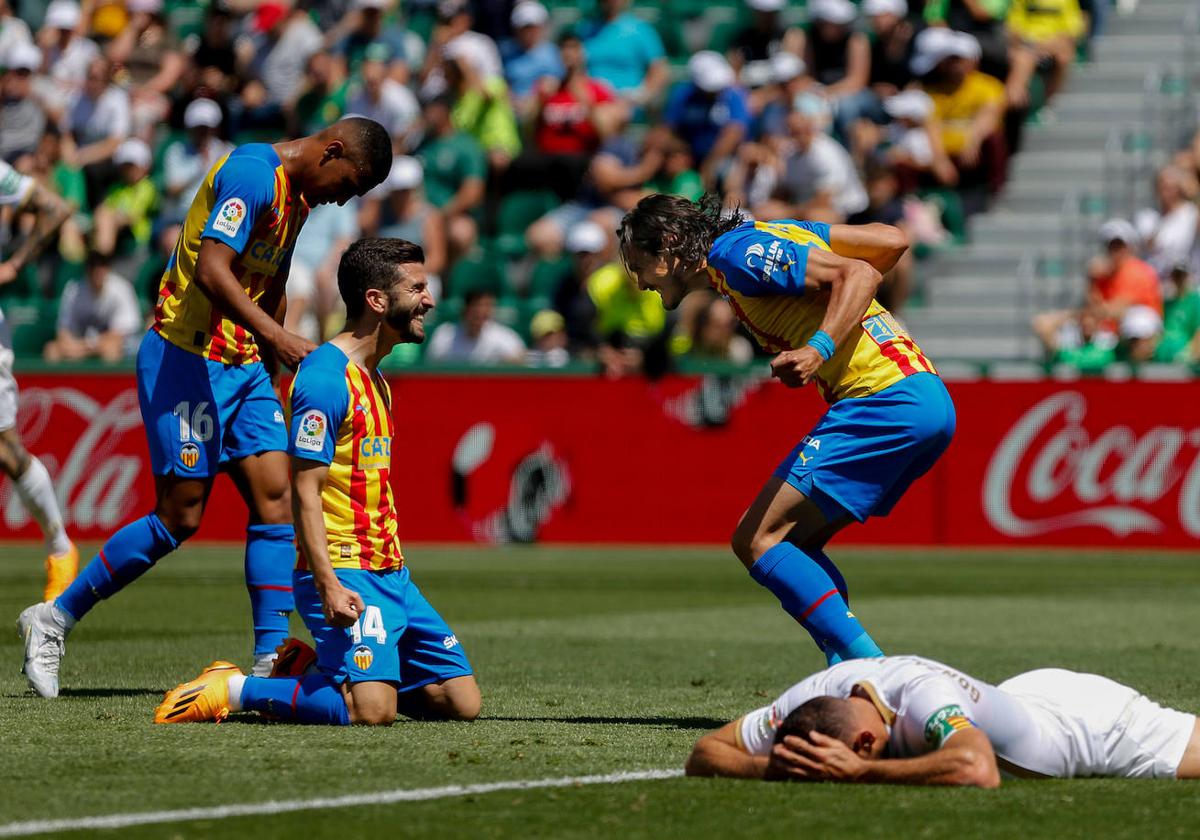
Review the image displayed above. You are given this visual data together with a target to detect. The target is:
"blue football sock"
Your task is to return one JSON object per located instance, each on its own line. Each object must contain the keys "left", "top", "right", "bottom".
{"left": 245, "top": 524, "right": 296, "bottom": 656}
{"left": 55, "top": 513, "right": 179, "bottom": 622}
{"left": 807, "top": 547, "right": 849, "bottom": 603}
{"left": 749, "top": 542, "right": 883, "bottom": 661}
{"left": 240, "top": 674, "right": 350, "bottom": 725}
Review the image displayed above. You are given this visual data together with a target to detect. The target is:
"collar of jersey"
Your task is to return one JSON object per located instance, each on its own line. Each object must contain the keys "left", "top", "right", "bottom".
{"left": 852, "top": 679, "right": 897, "bottom": 729}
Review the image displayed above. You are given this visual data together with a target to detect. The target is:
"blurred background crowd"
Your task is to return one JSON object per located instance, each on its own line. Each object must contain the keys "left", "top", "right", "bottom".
{"left": 3, "top": 0, "right": 1191, "bottom": 376}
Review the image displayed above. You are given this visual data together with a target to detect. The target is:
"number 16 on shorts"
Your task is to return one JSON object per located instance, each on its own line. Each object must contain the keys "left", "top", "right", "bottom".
{"left": 173, "top": 400, "right": 212, "bottom": 473}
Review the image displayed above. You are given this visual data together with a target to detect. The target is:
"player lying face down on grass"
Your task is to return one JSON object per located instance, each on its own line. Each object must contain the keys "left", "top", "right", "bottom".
{"left": 617, "top": 195, "right": 955, "bottom": 665}
{"left": 685, "top": 654, "right": 1200, "bottom": 786}
{"left": 19, "top": 118, "right": 396, "bottom": 700}
{"left": 155, "top": 238, "right": 481, "bottom": 725}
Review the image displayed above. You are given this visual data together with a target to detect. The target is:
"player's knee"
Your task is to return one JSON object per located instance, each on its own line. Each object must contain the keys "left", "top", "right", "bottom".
{"left": 447, "top": 688, "right": 482, "bottom": 722}
{"left": 350, "top": 706, "right": 397, "bottom": 726}
{"left": 730, "top": 523, "right": 770, "bottom": 569}
{"left": 253, "top": 484, "right": 293, "bottom": 525}
{"left": 0, "top": 436, "right": 29, "bottom": 477}
{"left": 155, "top": 502, "right": 204, "bottom": 541}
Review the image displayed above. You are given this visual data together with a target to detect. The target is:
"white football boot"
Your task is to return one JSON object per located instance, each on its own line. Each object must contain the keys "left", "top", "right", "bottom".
{"left": 17, "top": 601, "right": 68, "bottom": 698}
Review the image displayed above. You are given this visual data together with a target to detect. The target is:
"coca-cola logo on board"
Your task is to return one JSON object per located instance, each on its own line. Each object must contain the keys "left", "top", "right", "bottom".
{"left": 2, "top": 387, "right": 143, "bottom": 531}
{"left": 984, "top": 391, "right": 1200, "bottom": 538}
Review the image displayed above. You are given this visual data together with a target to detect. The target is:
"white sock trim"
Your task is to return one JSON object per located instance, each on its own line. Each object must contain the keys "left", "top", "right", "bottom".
{"left": 15, "top": 457, "right": 71, "bottom": 556}
{"left": 227, "top": 675, "right": 245, "bottom": 712}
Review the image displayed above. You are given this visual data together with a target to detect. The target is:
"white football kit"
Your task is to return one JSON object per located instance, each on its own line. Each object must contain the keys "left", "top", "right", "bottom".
{"left": 0, "top": 157, "right": 35, "bottom": 431}
{"left": 737, "top": 655, "right": 1195, "bottom": 779}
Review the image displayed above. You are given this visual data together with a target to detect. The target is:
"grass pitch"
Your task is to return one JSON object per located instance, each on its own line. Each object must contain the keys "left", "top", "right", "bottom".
{"left": 2, "top": 544, "right": 1200, "bottom": 838}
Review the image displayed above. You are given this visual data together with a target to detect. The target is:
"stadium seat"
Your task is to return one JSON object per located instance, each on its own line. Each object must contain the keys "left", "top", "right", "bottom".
{"left": 528, "top": 256, "right": 572, "bottom": 299}
{"left": 446, "top": 253, "right": 509, "bottom": 298}
{"left": 493, "top": 191, "right": 560, "bottom": 259}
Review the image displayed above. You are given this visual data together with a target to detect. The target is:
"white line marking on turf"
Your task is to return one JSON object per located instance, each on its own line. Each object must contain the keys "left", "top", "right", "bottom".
{"left": 0, "top": 768, "right": 684, "bottom": 837}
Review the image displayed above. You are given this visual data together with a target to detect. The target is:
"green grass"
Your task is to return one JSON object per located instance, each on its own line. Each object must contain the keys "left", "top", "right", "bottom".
{"left": 2, "top": 545, "right": 1200, "bottom": 838}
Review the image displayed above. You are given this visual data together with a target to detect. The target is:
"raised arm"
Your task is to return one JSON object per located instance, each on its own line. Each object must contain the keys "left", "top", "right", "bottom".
{"left": 828, "top": 223, "right": 910, "bottom": 275}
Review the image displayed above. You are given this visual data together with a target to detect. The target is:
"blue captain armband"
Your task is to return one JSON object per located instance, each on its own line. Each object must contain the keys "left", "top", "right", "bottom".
{"left": 807, "top": 330, "right": 835, "bottom": 362}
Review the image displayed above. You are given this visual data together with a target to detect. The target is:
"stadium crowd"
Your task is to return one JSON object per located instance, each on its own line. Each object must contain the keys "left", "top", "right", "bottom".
{"left": 0, "top": 0, "right": 1106, "bottom": 373}
{"left": 1032, "top": 143, "right": 1200, "bottom": 371}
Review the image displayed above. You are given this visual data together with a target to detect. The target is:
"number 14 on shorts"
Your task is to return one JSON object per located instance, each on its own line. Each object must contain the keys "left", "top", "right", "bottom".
{"left": 351, "top": 605, "right": 387, "bottom": 644}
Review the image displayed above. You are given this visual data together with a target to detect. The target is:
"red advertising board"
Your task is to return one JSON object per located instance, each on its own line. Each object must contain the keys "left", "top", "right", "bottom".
{"left": 2, "top": 372, "right": 1198, "bottom": 547}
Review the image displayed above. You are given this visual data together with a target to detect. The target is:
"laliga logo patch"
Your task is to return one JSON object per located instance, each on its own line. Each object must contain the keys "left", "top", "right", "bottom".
{"left": 179, "top": 442, "right": 200, "bottom": 470}
{"left": 294, "top": 410, "right": 327, "bottom": 453}
{"left": 353, "top": 644, "right": 374, "bottom": 670}
{"left": 212, "top": 197, "right": 247, "bottom": 237}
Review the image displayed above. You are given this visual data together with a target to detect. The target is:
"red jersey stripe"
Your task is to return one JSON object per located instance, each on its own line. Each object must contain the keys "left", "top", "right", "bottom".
{"left": 345, "top": 370, "right": 375, "bottom": 569}
{"left": 878, "top": 338, "right": 918, "bottom": 377}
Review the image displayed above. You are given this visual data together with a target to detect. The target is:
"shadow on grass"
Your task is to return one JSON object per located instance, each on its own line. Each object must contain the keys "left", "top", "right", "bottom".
{"left": 57, "top": 687, "right": 165, "bottom": 698}
{"left": 485, "top": 715, "right": 726, "bottom": 730}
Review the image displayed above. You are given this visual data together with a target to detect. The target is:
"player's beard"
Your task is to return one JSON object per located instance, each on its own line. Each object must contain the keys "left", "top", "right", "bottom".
{"left": 385, "top": 302, "right": 427, "bottom": 344}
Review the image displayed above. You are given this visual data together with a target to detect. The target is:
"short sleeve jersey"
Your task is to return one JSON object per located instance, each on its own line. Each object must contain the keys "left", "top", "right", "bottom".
{"left": 737, "top": 655, "right": 1033, "bottom": 767}
{"left": 153, "top": 144, "right": 310, "bottom": 365}
{"left": 286, "top": 342, "right": 403, "bottom": 572}
{"left": 706, "top": 220, "right": 936, "bottom": 402}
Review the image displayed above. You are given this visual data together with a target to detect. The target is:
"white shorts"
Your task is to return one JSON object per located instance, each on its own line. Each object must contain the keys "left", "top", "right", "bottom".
{"left": 0, "top": 339, "right": 16, "bottom": 432}
{"left": 1000, "top": 669, "right": 1195, "bottom": 779}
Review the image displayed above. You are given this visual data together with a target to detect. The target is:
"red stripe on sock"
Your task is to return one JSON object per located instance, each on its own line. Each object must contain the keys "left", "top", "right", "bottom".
{"left": 249, "top": 584, "right": 293, "bottom": 592}
{"left": 290, "top": 679, "right": 302, "bottom": 715}
{"left": 99, "top": 551, "right": 114, "bottom": 576}
{"left": 798, "top": 588, "right": 839, "bottom": 622}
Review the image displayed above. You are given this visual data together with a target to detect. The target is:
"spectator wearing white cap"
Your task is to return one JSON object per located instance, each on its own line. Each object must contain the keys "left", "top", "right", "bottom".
{"left": 916, "top": 28, "right": 1008, "bottom": 205}
{"left": 754, "top": 51, "right": 812, "bottom": 140}
{"left": 360, "top": 155, "right": 447, "bottom": 286}
{"left": 424, "top": 0, "right": 503, "bottom": 88}
{"left": 346, "top": 44, "right": 419, "bottom": 150}
{"left": 848, "top": 89, "right": 954, "bottom": 192}
{"left": 1033, "top": 219, "right": 1163, "bottom": 363}
{"left": 801, "top": 0, "right": 872, "bottom": 143}
{"left": 664, "top": 51, "right": 751, "bottom": 189}
{"left": 577, "top": 0, "right": 668, "bottom": 107}
{"left": 441, "top": 33, "right": 523, "bottom": 171}
{"left": 91, "top": 138, "right": 156, "bottom": 259}
{"left": 35, "top": 0, "right": 99, "bottom": 117}
{"left": 925, "top": 0, "right": 1039, "bottom": 115}
{"left": 43, "top": 251, "right": 142, "bottom": 363}
{"left": 727, "top": 0, "right": 803, "bottom": 74}
{"left": 500, "top": 1, "right": 563, "bottom": 117}
{"left": 0, "top": 42, "right": 47, "bottom": 161}
{"left": 159, "top": 98, "right": 233, "bottom": 231}
{"left": 553, "top": 220, "right": 608, "bottom": 351}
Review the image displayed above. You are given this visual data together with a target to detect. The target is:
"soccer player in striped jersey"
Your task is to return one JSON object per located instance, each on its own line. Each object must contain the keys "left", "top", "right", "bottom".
{"left": 19, "top": 119, "right": 393, "bottom": 698}
{"left": 618, "top": 194, "right": 955, "bottom": 665}
{"left": 685, "top": 654, "right": 1200, "bottom": 784}
{"left": 154, "top": 238, "right": 480, "bottom": 726}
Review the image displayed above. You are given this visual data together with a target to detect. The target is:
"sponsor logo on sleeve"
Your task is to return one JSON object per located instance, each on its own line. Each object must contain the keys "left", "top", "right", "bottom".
{"left": 294, "top": 410, "right": 327, "bottom": 452}
{"left": 924, "top": 704, "right": 976, "bottom": 748}
{"left": 211, "top": 198, "right": 247, "bottom": 237}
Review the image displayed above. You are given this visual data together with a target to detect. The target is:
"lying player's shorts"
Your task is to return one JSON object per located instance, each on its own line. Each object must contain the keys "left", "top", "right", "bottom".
{"left": 136, "top": 329, "right": 287, "bottom": 476}
{"left": 773, "top": 372, "right": 956, "bottom": 522}
{"left": 999, "top": 669, "right": 1196, "bottom": 779}
{"left": 293, "top": 565, "right": 473, "bottom": 691}
{"left": 0, "top": 337, "right": 17, "bottom": 432}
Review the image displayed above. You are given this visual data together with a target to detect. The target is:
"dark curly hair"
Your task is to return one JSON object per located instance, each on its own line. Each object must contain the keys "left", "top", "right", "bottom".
{"left": 337, "top": 237, "right": 425, "bottom": 319}
{"left": 617, "top": 193, "right": 746, "bottom": 271}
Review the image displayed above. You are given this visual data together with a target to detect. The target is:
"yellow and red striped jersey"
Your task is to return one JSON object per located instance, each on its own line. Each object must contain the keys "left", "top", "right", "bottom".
{"left": 706, "top": 219, "right": 936, "bottom": 402}
{"left": 153, "top": 143, "right": 309, "bottom": 365}
{"left": 286, "top": 342, "right": 403, "bottom": 572}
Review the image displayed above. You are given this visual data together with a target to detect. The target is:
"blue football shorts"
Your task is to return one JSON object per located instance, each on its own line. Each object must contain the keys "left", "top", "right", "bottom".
{"left": 136, "top": 329, "right": 287, "bottom": 477}
{"left": 293, "top": 566, "right": 473, "bottom": 691}
{"left": 773, "top": 372, "right": 956, "bottom": 523}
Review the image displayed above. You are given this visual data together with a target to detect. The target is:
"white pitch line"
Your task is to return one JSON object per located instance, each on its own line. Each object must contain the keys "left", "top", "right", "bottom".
{"left": 0, "top": 768, "right": 684, "bottom": 837}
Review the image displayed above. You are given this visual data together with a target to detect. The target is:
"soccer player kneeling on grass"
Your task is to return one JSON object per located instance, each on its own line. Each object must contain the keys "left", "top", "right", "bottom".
{"left": 686, "top": 655, "right": 1200, "bottom": 785}
{"left": 155, "top": 238, "right": 480, "bottom": 725}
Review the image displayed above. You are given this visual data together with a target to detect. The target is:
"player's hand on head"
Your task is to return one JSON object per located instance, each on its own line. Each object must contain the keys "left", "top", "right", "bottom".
{"left": 765, "top": 738, "right": 823, "bottom": 781}
{"left": 785, "top": 732, "right": 868, "bottom": 782}
{"left": 770, "top": 347, "right": 824, "bottom": 388}
{"left": 274, "top": 331, "right": 318, "bottom": 371}
{"left": 318, "top": 580, "right": 366, "bottom": 628}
